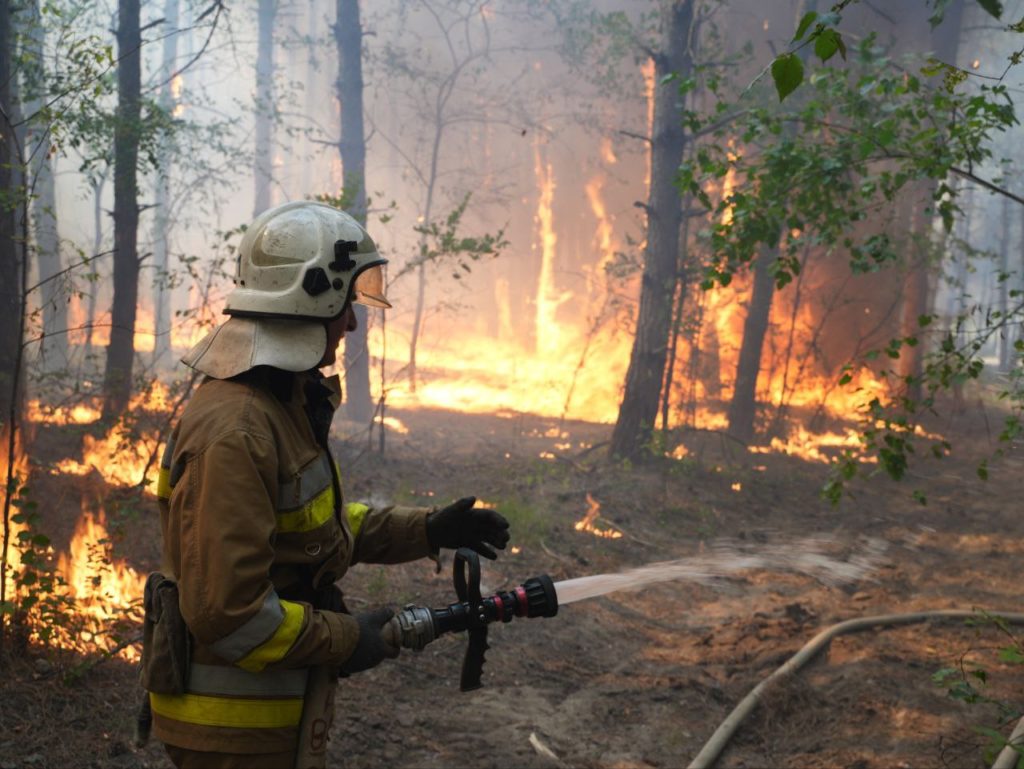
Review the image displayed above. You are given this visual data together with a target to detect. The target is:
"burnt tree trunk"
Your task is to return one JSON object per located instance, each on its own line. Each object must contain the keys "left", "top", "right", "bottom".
{"left": 153, "top": 0, "right": 180, "bottom": 364}
{"left": 335, "top": 0, "right": 373, "bottom": 423}
{"left": 609, "top": 0, "right": 695, "bottom": 461}
{"left": 0, "top": 2, "right": 21, "bottom": 423}
{"left": 253, "top": 0, "right": 276, "bottom": 216}
{"left": 102, "top": 0, "right": 142, "bottom": 419}
{"left": 726, "top": 247, "right": 776, "bottom": 442}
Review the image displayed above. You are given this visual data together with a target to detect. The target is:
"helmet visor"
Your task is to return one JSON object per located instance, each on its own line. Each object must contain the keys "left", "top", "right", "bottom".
{"left": 352, "top": 264, "right": 391, "bottom": 309}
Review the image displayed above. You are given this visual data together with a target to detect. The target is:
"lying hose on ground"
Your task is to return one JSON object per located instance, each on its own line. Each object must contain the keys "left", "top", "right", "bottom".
{"left": 687, "top": 610, "right": 1024, "bottom": 769}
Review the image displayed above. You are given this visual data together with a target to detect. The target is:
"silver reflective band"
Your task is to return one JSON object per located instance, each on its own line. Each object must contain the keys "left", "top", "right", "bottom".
{"left": 277, "top": 453, "right": 333, "bottom": 511}
{"left": 160, "top": 435, "right": 176, "bottom": 470}
{"left": 210, "top": 591, "right": 285, "bottom": 663}
{"left": 187, "top": 663, "right": 309, "bottom": 698}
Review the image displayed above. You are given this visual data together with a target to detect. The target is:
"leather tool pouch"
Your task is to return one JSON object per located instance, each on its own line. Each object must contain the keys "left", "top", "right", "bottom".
{"left": 139, "top": 572, "right": 189, "bottom": 695}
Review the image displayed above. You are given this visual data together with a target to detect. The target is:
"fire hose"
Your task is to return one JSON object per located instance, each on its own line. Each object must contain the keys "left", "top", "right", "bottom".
{"left": 686, "top": 610, "right": 1024, "bottom": 769}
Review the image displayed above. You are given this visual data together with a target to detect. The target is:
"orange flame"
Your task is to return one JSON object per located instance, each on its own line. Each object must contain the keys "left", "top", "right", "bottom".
{"left": 574, "top": 493, "right": 623, "bottom": 539}
{"left": 55, "top": 383, "right": 170, "bottom": 488}
{"left": 533, "top": 141, "right": 571, "bottom": 355}
{"left": 642, "top": 58, "right": 655, "bottom": 188}
{"left": 26, "top": 400, "right": 101, "bottom": 425}
{"left": 171, "top": 73, "right": 185, "bottom": 118}
{"left": 56, "top": 502, "right": 144, "bottom": 661}
{"left": 1, "top": 427, "right": 29, "bottom": 601}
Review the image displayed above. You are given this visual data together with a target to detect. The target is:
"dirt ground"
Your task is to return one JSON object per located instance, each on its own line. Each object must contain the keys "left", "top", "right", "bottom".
{"left": 2, "top": 399, "right": 1023, "bottom": 769}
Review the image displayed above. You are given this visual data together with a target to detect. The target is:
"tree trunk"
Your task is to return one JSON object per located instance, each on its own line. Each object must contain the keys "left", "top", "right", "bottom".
{"left": 24, "top": 0, "right": 66, "bottom": 372}
{"left": 153, "top": 0, "right": 180, "bottom": 365}
{"left": 335, "top": 0, "right": 373, "bottom": 423}
{"left": 102, "top": 0, "right": 142, "bottom": 419}
{"left": 726, "top": 247, "right": 776, "bottom": 442}
{"left": 609, "top": 0, "right": 695, "bottom": 461}
{"left": 895, "top": 180, "right": 937, "bottom": 405}
{"left": 0, "top": 2, "right": 23, "bottom": 423}
{"left": 997, "top": 190, "right": 1011, "bottom": 372}
{"left": 85, "top": 175, "right": 106, "bottom": 364}
{"left": 253, "top": 0, "right": 276, "bottom": 217}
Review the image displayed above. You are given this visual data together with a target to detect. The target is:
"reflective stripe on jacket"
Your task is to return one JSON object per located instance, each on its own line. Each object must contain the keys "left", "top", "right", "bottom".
{"left": 150, "top": 368, "right": 432, "bottom": 755}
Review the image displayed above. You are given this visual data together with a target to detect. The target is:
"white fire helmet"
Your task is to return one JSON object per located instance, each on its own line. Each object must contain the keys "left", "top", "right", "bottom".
{"left": 182, "top": 201, "right": 390, "bottom": 379}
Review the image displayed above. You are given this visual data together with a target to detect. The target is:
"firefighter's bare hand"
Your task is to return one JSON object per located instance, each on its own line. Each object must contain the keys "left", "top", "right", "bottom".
{"left": 426, "top": 496, "right": 510, "bottom": 560}
{"left": 340, "top": 607, "right": 400, "bottom": 675}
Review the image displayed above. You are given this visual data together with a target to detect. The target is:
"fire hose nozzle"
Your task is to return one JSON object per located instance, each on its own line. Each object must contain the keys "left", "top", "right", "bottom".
{"left": 521, "top": 574, "right": 559, "bottom": 618}
{"left": 384, "top": 550, "right": 558, "bottom": 689}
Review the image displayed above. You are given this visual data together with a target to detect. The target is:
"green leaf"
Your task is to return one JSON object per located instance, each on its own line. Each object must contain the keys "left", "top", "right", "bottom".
{"left": 977, "top": 459, "right": 989, "bottom": 481}
{"left": 793, "top": 11, "right": 817, "bottom": 42}
{"left": 976, "top": 0, "right": 1004, "bottom": 19}
{"left": 998, "top": 646, "right": 1024, "bottom": 664}
{"left": 814, "top": 29, "right": 842, "bottom": 62}
{"left": 771, "top": 53, "right": 804, "bottom": 102}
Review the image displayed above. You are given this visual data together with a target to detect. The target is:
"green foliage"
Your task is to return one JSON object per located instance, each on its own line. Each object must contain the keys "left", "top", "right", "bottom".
{"left": 312, "top": 188, "right": 398, "bottom": 226}
{"left": 491, "top": 496, "right": 548, "bottom": 548}
{"left": 935, "top": 612, "right": 1024, "bottom": 764}
{"left": 684, "top": 37, "right": 1016, "bottom": 290}
{"left": 769, "top": 0, "right": 1015, "bottom": 101}
{"left": 681, "top": 35, "right": 1022, "bottom": 501}
{"left": 404, "top": 194, "right": 508, "bottom": 281}
{"left": 1, "top": 477, "right": 76, "bottom": 649}
{"left": 771, "top": 54, "right": 804, "bottom": 102}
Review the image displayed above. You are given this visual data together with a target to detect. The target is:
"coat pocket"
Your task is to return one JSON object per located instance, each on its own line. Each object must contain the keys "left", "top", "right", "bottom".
{"left": 139, "top": 572, "right": 190, "bottom": 695}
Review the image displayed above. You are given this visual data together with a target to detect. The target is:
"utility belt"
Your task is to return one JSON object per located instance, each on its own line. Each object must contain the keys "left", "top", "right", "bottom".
{"left": 136, "top": 572, "right": 346, "bottom": 746}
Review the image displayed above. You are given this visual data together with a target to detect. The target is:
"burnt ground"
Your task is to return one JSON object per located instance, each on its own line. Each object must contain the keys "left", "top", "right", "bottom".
{"left": 2, "top": 398, "right": 1024, "bottom": 769}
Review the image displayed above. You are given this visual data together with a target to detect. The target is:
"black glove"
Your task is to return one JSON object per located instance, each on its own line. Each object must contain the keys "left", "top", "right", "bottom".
{"left": 339, "top": 607, "right": 399, "bottom": 675}
{"left": 426, "top": 496, "right": 510, "bottom": 560}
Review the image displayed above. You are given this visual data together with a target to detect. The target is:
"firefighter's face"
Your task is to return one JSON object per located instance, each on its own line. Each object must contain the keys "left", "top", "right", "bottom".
{"left": 320, "top": 304, "right": 358, "bottom": 367}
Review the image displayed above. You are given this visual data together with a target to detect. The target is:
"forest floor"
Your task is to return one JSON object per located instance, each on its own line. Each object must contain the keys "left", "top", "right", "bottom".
{"left": 1, "top": 395, "right": 1023, "bottom": 769}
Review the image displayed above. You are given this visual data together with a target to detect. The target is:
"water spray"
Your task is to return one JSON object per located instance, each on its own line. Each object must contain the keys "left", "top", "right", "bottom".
{"left": 388, "top": 538, "right": 885, "bottom": 690}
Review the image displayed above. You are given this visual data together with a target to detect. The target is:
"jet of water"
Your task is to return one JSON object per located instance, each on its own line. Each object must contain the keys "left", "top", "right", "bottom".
{"left": 552, "top": 536, "right": 886, "bottom": 605}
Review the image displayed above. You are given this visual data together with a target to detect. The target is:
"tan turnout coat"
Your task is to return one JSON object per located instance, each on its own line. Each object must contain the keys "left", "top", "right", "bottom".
{"left": 149, "top": 367, "right": 432, "bottom": 756}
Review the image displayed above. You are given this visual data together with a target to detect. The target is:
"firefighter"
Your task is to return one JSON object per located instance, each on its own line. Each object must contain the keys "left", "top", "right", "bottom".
{"left": 142, "top": 201, "right": 510, "bottom": 769}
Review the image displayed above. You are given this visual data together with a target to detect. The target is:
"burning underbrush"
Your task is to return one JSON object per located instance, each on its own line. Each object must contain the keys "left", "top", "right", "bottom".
{"left": 2, "top": 381, "right": 182, "bottom": 665}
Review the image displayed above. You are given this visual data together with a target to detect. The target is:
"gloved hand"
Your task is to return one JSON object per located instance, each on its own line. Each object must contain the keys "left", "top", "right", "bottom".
{"left": 339, "top": 607, "right": 400, "bottom": 675}
{"left": 426, "top": 496, "right": 510, "bottom": 559}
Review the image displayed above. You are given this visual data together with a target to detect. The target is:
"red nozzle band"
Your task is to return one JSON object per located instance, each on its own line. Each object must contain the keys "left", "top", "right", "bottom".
{"left": 514, "top": 586, "right": 528, "bottom": 616}
{"left": 493, "top": 594, "right": 505, "bottom": 622}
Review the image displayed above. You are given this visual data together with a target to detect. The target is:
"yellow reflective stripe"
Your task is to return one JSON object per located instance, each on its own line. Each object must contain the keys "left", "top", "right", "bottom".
{"left": 276, "top": 487, "right": 334, "bottom": 534}
{"left": 235, "top": 600, "right": 305, "bottom": 673}
{"left": 149, "top": 692, "right": 303, "bottom": 729}
{"left": 156, "top": 467, "right": 171, "bottom": 500}
{"left": 345, "top": 502, "right": 369, "bottom": 538}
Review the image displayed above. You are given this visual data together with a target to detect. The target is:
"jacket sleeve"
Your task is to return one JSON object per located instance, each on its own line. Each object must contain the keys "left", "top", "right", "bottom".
{"left": 345, "top": 502, "right": 434, "bottom": 565}
{"left": 172, "top": 428, "right": 359, "bottom": 672}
